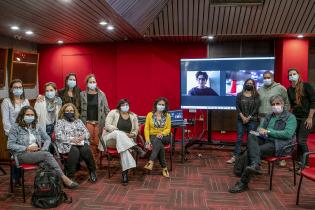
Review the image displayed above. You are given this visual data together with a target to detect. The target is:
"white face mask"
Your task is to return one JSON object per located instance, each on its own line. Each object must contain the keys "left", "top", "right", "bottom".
{"left": 157, "top": 104, "right": 165, "bottom": 112}
{"left": 289, "top": 74, "right": 299, "bottom": 82}
{"left": 272, "top": 105, "right": 283, "bottom": 114}
{"left": 263, "top": 79, "right": 272, "bottom": 86}
{"left": 88, "top": 83, "right": 97, "bottom": 90}
{"left": 121, "top": 105, "right": 129, "bottom": 112}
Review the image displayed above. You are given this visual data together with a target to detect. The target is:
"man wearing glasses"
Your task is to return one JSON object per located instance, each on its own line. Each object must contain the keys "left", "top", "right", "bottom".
{"left": 188, "top": 71, "right": 219, "bottom": 96}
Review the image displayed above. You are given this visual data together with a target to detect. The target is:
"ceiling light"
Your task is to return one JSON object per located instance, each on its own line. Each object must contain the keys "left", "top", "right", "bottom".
{"left": 297, "top": 34, "right": 304, "bottom": 38}
{"left": 25, "top": 30, "right": 33, "bottom": 35}
{"left": 11, "top": 26, "right": 19, "bottom": 30}
{"left": 99, "top": 21, "right": 108, "bottom": 26}
{"left": 207, "top": 36, "right": 214, "bottom": 40}
{"left": 57, "top": 40, "right": 64, "bottom": 44}
{"left": 107, "top": 25, "right": 114, "bottom": 31}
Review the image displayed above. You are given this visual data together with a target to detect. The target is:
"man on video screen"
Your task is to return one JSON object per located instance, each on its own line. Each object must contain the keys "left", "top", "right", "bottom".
{"left": 188, "top": 71, "right": 219, "bottom": 96}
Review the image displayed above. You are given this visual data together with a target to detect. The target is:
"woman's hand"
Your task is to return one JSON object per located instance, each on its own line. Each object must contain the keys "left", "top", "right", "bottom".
{"left": 305, "top": 117, "right": 313, "bottom": 129}
{"left": 26, "top": 145, "right": 40, "bottom": 152}
{"left": 156, "top": 133, "right": 163, "bottom": 139}
{"left": 258, "top": 128, "right": 268, "bottom": 136}
{"left": 145, "top": 142, "right": 152, "bottom": 151}
{"left": 36, "top": 95, "right": 45, "bottom": 103}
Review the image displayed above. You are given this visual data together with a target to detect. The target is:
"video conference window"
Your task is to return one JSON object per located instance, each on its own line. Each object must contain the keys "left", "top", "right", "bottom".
{"left": 180, "top": 57, "right": 275, "bottom": 110}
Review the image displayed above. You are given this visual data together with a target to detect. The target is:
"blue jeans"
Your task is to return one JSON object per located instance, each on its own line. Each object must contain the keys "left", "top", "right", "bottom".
{"left": 234, "top": 119, "right": 257, "bottom": 156}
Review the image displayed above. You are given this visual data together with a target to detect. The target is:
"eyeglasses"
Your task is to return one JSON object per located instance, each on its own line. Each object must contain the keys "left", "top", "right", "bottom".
{"left": 197, "top": 78, "right": 206, "bottom": 81}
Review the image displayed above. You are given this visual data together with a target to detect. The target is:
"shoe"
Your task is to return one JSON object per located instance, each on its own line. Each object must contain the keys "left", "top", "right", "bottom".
{"left": 279, "top": 160, "right": 287, "bottom": 167}
{"left": 89, "top": 171, "right": 97, "bottom": 183}
{"left": 122, "top": 170, "right": 128, "bottom": 186}
{"left": 162, "top": 167, "right": 170, "bottom": 178}
{"left": 228, "top": 181, "right": 248, "bottom": 193}
{"left": 65, "top": 181, "right": 79, "bottom": 189}
{"left": 246, "top": 164, "right": 262, "bottom": 175}
{"left": 13, "top": 179, "right": 22, "bottom": 187}
{"left": 132, "top": 145, "right": 146, "bottom": 158}
{"left": 144, "top": 160, "right": 154, "bottom": 171}
{"left": 226, "top": 156, "right": 236, "bottom": 164}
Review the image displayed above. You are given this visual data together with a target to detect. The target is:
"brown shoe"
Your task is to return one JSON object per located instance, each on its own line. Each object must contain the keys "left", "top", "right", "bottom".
{"left": 144, "top": 160, "right": 154, "bottom": 171}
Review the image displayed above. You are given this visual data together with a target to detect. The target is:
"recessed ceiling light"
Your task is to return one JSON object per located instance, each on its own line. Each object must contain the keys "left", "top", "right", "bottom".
{"left": 107, "top": 25, "right": 114, "bottom": 31}
{"left": 207, "top": 35, "right": 214, "bottom": 40}
{"left": 25, "top": 30, "right": 33, "bottom": 35}
{"left": 297, "top": 34, "right": 304, "bottom": 38}
{"left": 57, "top": 40, "right": 64, "bottom": 44}
{"left": 99, "top": 21, "right": 107, "bottom": 26}
{"left": 11, "top": 26, "right": 19, "bottom": 30}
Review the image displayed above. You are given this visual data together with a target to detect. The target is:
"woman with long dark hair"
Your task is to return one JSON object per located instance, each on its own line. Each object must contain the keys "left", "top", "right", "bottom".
{"left": 227, "top": 79, "right": 260, "bottom": 164}
{"left": 287, "top": 68, "right": 315, "bottom": 166}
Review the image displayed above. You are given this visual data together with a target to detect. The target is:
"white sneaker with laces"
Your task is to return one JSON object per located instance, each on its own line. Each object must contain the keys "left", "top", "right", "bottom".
{"left": 279, "top": 160, "right": 287, "bottom": 167}
{"left": 226, "top": 156, "right": 236, "bottom": 164}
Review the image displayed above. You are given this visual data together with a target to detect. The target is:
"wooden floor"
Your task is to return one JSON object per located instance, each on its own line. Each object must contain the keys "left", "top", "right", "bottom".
{"left": 0, "top": 145, "right": 314, "bottom": 210}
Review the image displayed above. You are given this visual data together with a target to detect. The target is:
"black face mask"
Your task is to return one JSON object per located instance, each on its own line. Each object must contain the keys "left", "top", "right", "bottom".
{"left": 244, "top": 84, "right": 253, "bottom": 91}
{"left": 64, "top": 112, "right": 75, "bottom": 122}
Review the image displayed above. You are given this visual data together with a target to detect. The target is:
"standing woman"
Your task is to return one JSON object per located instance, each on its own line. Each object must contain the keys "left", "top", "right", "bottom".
{"left": 287, "top": 68, "right": 315, "bottom": 165}
{"left": 34, "top": 82, "right": 62, "bottom": 137}
{"left": 227, "top": 79, "right": 260, "bottom": 163}
{"left": 1, "top": 79, "right": 29, "bottom": 185}
{"left": 58, "top": 73, "right": 81, "bottom": 112}
{"left": 143, "top": 97, "right": 171, "bottom": 178}
{"left": 80, "top": 74, "right": 110, "bottom": 163}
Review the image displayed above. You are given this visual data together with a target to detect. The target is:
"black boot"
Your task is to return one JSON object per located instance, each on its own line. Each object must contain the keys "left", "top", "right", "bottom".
{"left": 89, "top": 171, "right": 97, "bottom": 183}
{"left": 132, "top": 145, "right": 146, "bottom": 157}
{"left": 122, "top": 170, "right": 128, "bottom": 186}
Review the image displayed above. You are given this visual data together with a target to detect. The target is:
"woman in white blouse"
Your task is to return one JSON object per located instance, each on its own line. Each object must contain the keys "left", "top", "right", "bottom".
{"left": 54, "top": 103, "right": 97, "bottom": 183}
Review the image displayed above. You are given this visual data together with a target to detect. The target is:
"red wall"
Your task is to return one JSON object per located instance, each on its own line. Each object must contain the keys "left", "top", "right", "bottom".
{"left": 38, "top": 42, "right": 207, "bottom": 115}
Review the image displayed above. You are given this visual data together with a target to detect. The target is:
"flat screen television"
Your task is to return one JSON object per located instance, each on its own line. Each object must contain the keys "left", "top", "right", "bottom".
{"left": 180, "top": 57, "right": 275, "bottom": 110}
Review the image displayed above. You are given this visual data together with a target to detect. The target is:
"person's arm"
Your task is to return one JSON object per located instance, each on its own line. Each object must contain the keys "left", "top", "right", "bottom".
{"left": 7, "top": 125, "right": 27, "bottom": 152}
{"left": 129, "top": 113, "right": 139, "bottom": 138}
{"left": 39, "top": 126, "right": 51, "bottom": 151}
{"left": 268, "top": 114, "right": 297, "bottom": 139}
{"left": 249, "top": 95, "right": 261, "bottom": 119}
{"left": 105, "top": 110, "right": 118, "bottom": 132}
{"left": 281, "top": 86, "right": 291, "bottom": 111}
{"left": 78, "top": 119, "right": 90, "bottom": 140}
{"left": 144, "top": 113, "right": 152, "bottom": 142}
{"left": 161, "top": 114, "right": 171, "bottom": 136}
{"left": 54, "top": 120, "right": 71, "bottom": 142}
{"left": 1, "top": 99, "right": 12, "bottom": 135}
{"left": 102, "top": 92, "right": 110, "bottom": 115}
{"left": 236, "top": 94, "right": 242, "bottom": 115}
{"left": 304, "top": 83, "right": 315, "bottom": 129}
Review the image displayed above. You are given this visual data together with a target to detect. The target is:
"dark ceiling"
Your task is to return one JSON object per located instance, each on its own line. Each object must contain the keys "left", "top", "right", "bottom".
{"left": 0, "top": 0, "right": 314, "bottom": 44}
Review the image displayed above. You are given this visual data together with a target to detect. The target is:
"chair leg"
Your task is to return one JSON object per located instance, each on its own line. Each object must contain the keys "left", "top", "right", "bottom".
{"left": 99, "top": 153, "right": 102, "bottom": 169}
{"left": 10, "top": 164, "right": 13, "bottom": 193}
{"left": 268, "top": 162, "right": 271, "bottom": 175}
{"left": 107, "top": 154, "right": 111, "bottom": 179}
{"left": 292, "top": 157, "right": 296, "bottom": 186}
{"left": 269, "top": 162, "right": 274, "bottom": 191}
{"left": 296, "top": 175, "right": 303, "bottom": 205}
{"left": 170, "top": 149, "right": 173, "bottom": 171}
{"left": 0, "top": 166, "right": 6, "bottom": 175}
{"left": 22, "top": 168, "right": 25, "bottom": 203}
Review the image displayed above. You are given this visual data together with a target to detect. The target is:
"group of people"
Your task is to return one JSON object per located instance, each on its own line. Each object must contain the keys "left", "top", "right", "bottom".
{"left": 227, "top": 69, "right": 315, "bottom": 193}
{"left": 1, "top": 73, "right": 172, "bottom": 188}
{"left": 1, "top": 68, "right": 314, "bottom": 193}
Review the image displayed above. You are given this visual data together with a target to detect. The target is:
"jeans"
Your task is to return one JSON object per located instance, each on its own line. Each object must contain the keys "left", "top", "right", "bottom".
{"left": 234, "top": 120, "right": 257, "bottom": 156}
{"left": 149, "top": 135, "right": 171, "bottom": 168}
{"left": 296, "top": 118, "right": 314, "bottom": 164}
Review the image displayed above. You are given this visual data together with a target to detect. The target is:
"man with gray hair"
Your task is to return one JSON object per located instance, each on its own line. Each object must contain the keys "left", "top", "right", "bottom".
{"left": 229, "top": 95, "right": 297, "bottom": 193}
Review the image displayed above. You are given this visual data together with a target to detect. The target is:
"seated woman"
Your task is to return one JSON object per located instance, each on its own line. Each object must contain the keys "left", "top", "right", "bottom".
{"left": 54, "top": 103, "right": 97, "bottom": 183}
{"left": 7, "top": 106, "right": 78, "bottom": 189}
{"left": 100, "top": 98, "right": 146, "bottom": 186}
{"left": 143, "top": 97, "right": 171, "bottom": 178}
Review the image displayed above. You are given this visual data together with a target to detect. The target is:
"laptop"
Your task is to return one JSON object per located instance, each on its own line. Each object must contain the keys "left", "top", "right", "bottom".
{"left": 169, "top": 110, "right": 185, "bottom": 125}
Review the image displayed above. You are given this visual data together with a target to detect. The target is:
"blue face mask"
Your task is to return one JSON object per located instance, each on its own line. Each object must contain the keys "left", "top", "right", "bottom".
{"left": 12, "top": 88, "right": 23, "bottom": 97}
{"left": 121, "top": 105, "right": 129, "bottom": 112}
{"left": 289, "top": 74, "right": 299, "bottom": 82}
{"left": 67, "top": 80, "right": 76, "bottom": 88}
{"left": 157, "top": 105, "right": 165, "bottom": 112}
{"left": 45, "top": 90, "right": 56, "bottom": 99}
{"left": 88, "top": 83, "right": 97, "bottom": 90}
{"left": 24, "top": 115, "right": 35, "bottom": 124}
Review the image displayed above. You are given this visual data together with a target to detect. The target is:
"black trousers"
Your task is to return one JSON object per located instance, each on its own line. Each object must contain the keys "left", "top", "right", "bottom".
{"left": 65, "top": 144, "right": 96, "bottom": 179}
{"left": 296, "top": 118, "right": 313, "bottom": 164}
{"left": 149, "top": 135, "right": 170, "bottom": 168}
{"left": 240, "top": 134, "right": 275, "bottom": 184}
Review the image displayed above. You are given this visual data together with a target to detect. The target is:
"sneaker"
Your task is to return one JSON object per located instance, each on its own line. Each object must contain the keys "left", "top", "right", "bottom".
{"left": 246, "top": 164, "right": 262, "bottom": 175}
{"left": 144, "top": 160, "right": 154, "bottom": 171}
{"left": 162, "top": 167, "right": 170, "bottom": 178}
{"left": 279, "top": 160, "right": 287, "bottom": 167}
{"left": 226, "top": 156, "right": 236, "bottom": 164}
{"left": 228, "top": 181, "right": 249, "bottom": 193}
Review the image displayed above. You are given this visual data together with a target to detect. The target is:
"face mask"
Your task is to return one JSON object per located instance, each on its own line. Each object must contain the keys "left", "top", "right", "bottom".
{"left": 64, "top": 112, "right": 75, "bottom": 122}
{"left": 121, "top": 105, "right": 129, "bottom": 112}
{"left": 263, "top": 79, "right": 272, "bottom": 86}
{"left": 12, "top": 88, "right": 23, "bottom": 97}
{"left": 24, "top": 115, "right": 35, "bottom": 124}
{"left": 45, "top": 90, "right": 56, "bottom": 99}
{"left": 67, "top": 80, "right": 76, "bottom": 88}
{"left": 272, "top": 105, "right": 283, "bottom": 114}
{"left": 289, "top": 74, "right": 299, "bottom": 82}
{"left": 244, "top": 84, "right": 253, "bottom": 91}
{"left": 157, "top": 105, "right": 165, "bottom": 112}
{"left": 88, "top": 83, "right": 97, "bottom": 90}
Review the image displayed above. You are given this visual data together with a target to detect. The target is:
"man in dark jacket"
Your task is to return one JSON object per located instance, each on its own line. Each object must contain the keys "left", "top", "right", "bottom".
{"left": 229, "top": 95, "right": 297, "bottom": 193}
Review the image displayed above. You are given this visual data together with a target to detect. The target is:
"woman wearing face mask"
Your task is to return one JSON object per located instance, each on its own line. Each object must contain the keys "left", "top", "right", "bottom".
{"left": 80, "top": 74, "right": 110, "bottom": 165}
{"left": 227, "top": 79, "right": 260, "bottom": 164}
{"left": 54, "top": 103, "right": 97, "bottom": 183}
{"left": 34, "top": 82, "right": 62, "bottom": 138}
{"left": 287, "top": 68, "right": 315, "bottom": 166}
{"left": 7, "top": 106, "right": 79, "bottom": 189}
{"left": 100, "top": 98, "right": 146, "bottom": 185}
{"left": 143, "top": 97, "right": 171, "bottom": 177}
{"left": 1, "top": 79, "right": 29, "bottom": 186}
{"left": 58, "top": 73, "right": 81, "bottom": 113}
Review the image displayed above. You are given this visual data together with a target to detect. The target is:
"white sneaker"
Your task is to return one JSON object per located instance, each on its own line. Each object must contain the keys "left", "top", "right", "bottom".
{"left": 279, "top": 160, "right": 287, "bottom": 167}
{"left": 226, "top": 156, "right": 236, "bottom": 164}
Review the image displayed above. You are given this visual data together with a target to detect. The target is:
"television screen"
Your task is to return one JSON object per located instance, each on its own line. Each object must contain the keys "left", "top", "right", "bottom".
{"left": 180, "top": 57, "right": 275, "bottom": 110}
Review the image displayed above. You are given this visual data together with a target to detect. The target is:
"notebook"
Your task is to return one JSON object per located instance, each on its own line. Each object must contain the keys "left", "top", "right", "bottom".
{"left": 169, "top": 110, "right": 185, "bottom": 125}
